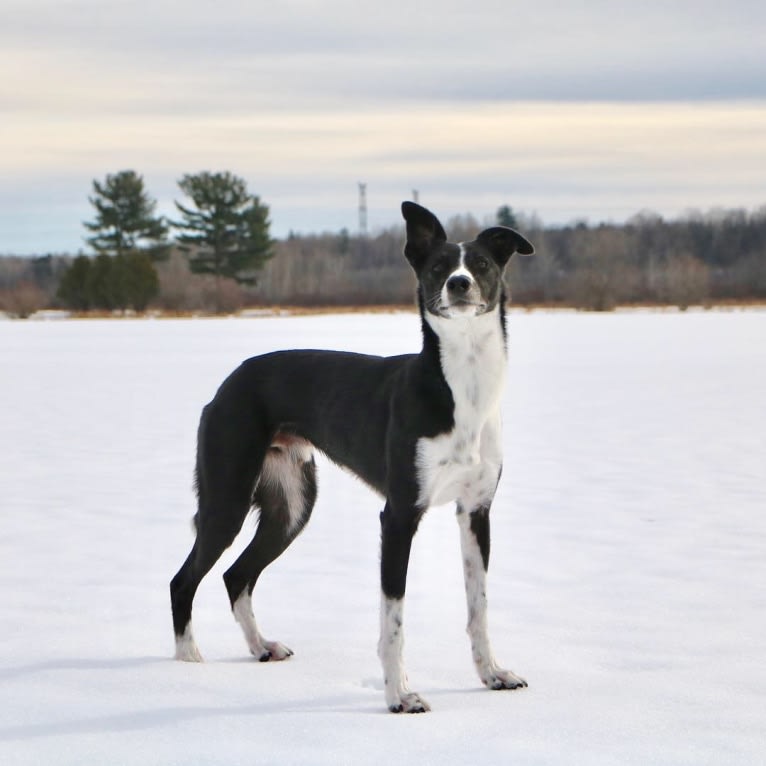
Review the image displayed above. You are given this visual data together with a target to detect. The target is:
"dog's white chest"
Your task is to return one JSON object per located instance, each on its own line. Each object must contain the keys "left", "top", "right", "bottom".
{"left": 416, "top": 312, "right": 506, "bottom": 509}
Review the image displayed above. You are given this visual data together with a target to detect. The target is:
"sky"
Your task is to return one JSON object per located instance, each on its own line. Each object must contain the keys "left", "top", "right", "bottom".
{"left": 1, "top": 0, "right": 765, "bottom": 254}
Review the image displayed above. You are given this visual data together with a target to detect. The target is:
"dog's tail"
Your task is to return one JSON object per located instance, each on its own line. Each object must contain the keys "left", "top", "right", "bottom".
{"left": 190, "top": 402, "right": 210, "bottom": 534}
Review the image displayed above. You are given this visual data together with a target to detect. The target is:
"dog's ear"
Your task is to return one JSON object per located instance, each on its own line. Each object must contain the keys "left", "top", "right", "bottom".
{"left": 476, "top": 226, "right": 535, "bottom": 267}
{"left": 401, "top": 201, "right": 447, "bottom": 271}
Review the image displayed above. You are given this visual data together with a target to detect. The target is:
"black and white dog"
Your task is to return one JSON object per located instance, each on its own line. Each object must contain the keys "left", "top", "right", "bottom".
{"left": 170, "top": 201, "right": 534, "bottom": 713}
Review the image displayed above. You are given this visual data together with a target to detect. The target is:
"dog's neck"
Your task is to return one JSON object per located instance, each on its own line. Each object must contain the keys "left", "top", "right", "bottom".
{"left": 420, "top": 297, "right": 508, "bottom": 419}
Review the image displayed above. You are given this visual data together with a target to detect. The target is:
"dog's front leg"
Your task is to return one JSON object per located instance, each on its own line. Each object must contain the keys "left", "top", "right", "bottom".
{"left": 378, "top": 502, "right": 430, "bottom": 713}
{"left": 457, "top": 503, "right": 527, "bottom": 691}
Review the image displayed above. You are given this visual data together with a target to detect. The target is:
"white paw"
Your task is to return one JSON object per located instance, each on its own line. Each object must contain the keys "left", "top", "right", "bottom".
{"left": 482, "top": 667, "right": 527, "bottom": 690}
{"left": 175, "top": 634, "right": 203, "bottom": 663}
{"left": 388, "top": 691, "right": 431, "bottom": 714}
{"left": 253, "top": 639, "right": 294, "bottom": 662}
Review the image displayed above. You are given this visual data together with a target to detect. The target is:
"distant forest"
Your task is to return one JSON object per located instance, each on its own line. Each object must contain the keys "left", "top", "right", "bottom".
{"left": 1, "top": 206, "right": 765, "bottom": 316}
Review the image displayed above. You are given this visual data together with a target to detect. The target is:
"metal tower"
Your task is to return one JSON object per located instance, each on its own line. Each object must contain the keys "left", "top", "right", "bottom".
{"left": 358, "top": 182, "right": 368, "bottom": 237}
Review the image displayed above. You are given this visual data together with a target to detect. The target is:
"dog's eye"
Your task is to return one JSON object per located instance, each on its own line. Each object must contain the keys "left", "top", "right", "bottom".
{"left": 431, "top": 261, "right": 448, "bottom": 276}
{"left": 474, "top": 256, "right": 490, "bottom": 272}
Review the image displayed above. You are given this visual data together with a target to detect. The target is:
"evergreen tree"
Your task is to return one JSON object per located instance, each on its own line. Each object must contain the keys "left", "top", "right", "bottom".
{"left": 56, "top": 252, "right": 159, "bottom": 313}
{"left": 84, "top": 170, "right": 169, "bottom": 260}
{"left": 56, "top": 255, "right": 92, "bottom": 311}
{"left": 172, "top": 172, "right": 274, "bottom": 303}
{"left": 121, "top": 252, "right": 160, "bottom": 311}
{"left": 88, "top": 254, "right": 118, "bottom": 310}
{"left": 496, "top": 205, "right": 519, "bottom": 229}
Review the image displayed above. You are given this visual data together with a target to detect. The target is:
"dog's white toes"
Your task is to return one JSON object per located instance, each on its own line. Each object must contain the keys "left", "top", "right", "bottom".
{"left": 254, "top": 640, "right": 293, "bottom": 662}
{"left": 388, "top": 691, "right": 431, "bottom": 714}
{"left": 174, "top": 639, "right": 204, "bottom": 663}
{"left": 484, "top": 668, "right": 527, "bottom": 690}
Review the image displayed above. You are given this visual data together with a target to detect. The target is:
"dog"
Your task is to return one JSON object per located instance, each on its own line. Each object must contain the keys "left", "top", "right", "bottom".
{"left": 170, "top": 201, "right": 534, "bottom": 713}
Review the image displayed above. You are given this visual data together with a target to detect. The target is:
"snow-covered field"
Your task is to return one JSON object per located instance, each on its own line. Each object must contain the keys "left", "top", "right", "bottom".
{"left": 1, "top": 310, "right": 764, "bottom": 765}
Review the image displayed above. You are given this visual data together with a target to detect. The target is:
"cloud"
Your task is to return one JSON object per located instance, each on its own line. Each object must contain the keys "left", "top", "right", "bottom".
{"left": 2, "top": 1, "right": 765, "bottom": 252}
{"left": 2, "top": 100, "right": 764, "bottom": 250}
{"left": 4, "top": 0, "right": 766, "bottom": 109}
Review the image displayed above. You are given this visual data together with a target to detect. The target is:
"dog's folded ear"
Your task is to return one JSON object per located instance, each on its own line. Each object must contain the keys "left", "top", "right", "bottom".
{"left": 401, "top": 201, "right": 447, "bottom": 271}
{"left": 476, "top": 226, "right": 535, "bottom": 267}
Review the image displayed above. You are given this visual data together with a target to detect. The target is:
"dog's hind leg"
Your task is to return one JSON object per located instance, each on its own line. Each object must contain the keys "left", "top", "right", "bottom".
{"left": 456, "top": 503, "right": 527, "bottom": 690}
{"left": 170, "top": 499, "right": 250, "bottom": 661}
{"left": 223, "top": 439, "right": 317, "bottom": 662}
{"left": 170, "top": 406, "right": 264, "bottom": 662}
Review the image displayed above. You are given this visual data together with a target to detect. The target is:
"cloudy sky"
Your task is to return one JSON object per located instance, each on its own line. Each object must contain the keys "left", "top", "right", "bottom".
{"left": 2, "top": 0, "right": 765, "bottom": 254}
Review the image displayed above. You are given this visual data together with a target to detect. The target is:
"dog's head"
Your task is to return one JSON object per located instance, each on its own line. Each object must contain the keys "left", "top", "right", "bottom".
{"left": 402, "top": 201, "right": 534, "bottom": 319}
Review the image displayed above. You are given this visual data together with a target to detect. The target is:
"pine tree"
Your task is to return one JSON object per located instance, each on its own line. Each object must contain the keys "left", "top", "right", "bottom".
{"left": 84, "top": 170, "right": 169, "bottom": 260}
{"left": 56, "top": 255, "right": 92, "bottom": 311}
{"left": 121, "top": 252, "right": 160, "bottom": 311}
{"left": 88, "top": 254, "right": 118, "bottom": 310}
{"left": 56, "top": 252, "right": 159, "bottom": 313}
{"left": 496, "top": 205, "right": 519, "bottom": 229}
{"left": 172, "top": 172, "right": 274, "bottom": 308}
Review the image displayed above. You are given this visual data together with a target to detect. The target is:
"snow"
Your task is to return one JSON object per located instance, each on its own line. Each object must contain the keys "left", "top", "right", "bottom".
{"left": 1, "top": 309, "right": 764, "bottom": 765}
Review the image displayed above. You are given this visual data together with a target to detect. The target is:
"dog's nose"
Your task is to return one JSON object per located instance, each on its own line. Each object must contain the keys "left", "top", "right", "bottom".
{"left": 446, "top": 275, "right": 471, "bottom": 294}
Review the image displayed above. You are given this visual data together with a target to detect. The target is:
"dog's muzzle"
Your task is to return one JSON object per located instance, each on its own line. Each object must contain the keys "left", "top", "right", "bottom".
{"left": 441, "top": 275, "right": 486, "bottom": 316}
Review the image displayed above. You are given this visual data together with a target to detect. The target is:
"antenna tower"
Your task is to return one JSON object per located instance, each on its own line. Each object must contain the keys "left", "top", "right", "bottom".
{"left": 358, "top": 182, "right": 368, "bottom": 237}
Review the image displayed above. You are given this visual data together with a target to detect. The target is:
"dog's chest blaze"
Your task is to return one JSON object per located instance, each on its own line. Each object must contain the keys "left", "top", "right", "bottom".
{"left": 416, "top": 312, "right": 506, "bottom": 509}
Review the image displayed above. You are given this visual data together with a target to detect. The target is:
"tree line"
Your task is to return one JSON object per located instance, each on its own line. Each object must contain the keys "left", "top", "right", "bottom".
{"left": 239, "top": 205, "right": 766, "bottom": 311}
{"left": 0, "top": 171, "right": 764, "bottom": 316}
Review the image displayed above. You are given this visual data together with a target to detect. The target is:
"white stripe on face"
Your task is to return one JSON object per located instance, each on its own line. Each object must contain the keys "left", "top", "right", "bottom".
{"left": 452, "top": 243, "right": 475, "bottom": 281}
{"left": 440, "top": 243, "right": 477, "bottom": 309}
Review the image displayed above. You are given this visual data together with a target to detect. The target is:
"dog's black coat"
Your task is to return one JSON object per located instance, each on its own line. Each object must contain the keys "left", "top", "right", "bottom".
{"left": 170, "top": 201, "right": 533, "bottom": 712}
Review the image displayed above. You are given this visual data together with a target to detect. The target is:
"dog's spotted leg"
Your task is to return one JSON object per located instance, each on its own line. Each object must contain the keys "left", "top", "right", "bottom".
{"left": 457, "top": 504, "right": 527, "bottom": 691}
{"left": 378, "top": 596, "right": 431, "bottom": 713}
{"left": 378, "top": 504, "right": 430, "bottom": 713}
